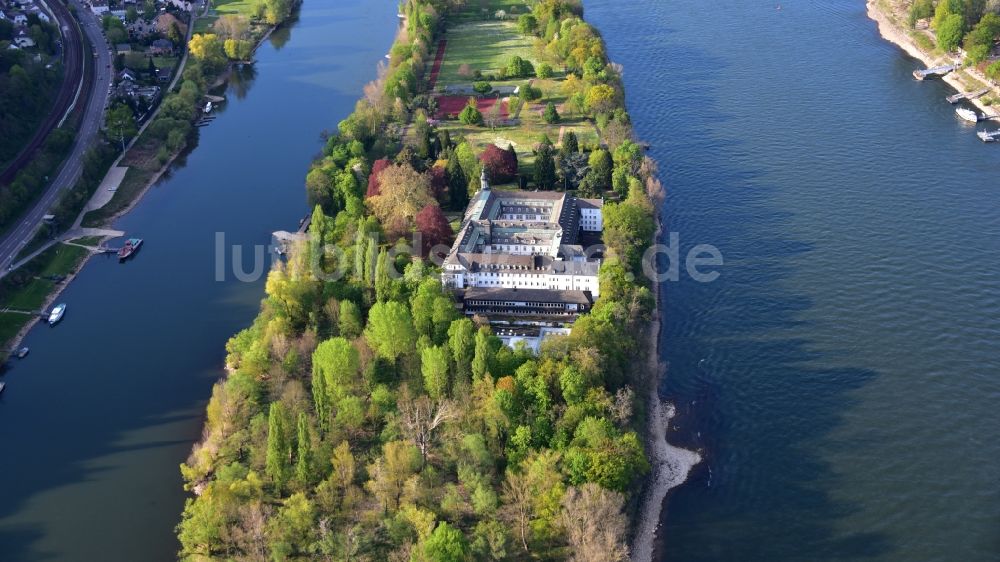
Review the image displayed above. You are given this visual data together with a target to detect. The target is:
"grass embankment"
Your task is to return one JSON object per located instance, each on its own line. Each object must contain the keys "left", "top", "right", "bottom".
{"left": 0, "top": 243, "right": 90, "bottom": 350}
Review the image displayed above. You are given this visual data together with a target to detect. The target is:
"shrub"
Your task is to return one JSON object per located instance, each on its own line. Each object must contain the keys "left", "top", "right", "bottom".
{"left": 472, "top": 81, "right": 492, "bottom": 94}
{"left": 542, "top": 102, "right": 560, "bottom": 124}
{"left": 520, "top": 84, "right": 542, "bottom": 102}
{"left": 537, "top": 63, "right": 554, "bottom": 79}
{"left": 459, "top": 98, "right": 483, "bottom": 126}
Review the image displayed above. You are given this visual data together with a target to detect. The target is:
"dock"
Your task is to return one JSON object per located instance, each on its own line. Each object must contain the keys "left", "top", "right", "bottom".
{"left": 913, "top": 64, "right": 958, "bottom": 80}
{"left": 947, "top": 88, "right": 990, "bottom": 104}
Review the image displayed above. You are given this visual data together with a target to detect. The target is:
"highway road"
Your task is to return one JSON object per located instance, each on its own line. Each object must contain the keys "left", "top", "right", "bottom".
{"left": 0, "top": 0, "right": 113, "bottom": 273}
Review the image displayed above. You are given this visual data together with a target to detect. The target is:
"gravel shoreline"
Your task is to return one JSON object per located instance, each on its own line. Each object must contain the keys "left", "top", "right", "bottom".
{"left": 630, "top": 216, "right": 702, "bottom": 562}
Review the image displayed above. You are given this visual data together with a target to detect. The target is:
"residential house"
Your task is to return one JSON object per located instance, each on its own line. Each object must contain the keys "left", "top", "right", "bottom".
{"left": 149, "top": 38, "right": 173, "bottom": 55}
{"left": 89, "top": 0, "right": 109, "bottom": 15}
{"left": 115, "top": 42, "right": 132, "bottom": 54}
{"left": 153, "top": 12, "right": 186, "bottom": 37}
{"left": 165, "top": 0, "right": 191, "bottom": 12}
{"left": 12, "top": 11, "right": 27, "bottom": 25}
{"left": 27, "top": 6, "right": 49, "bottom": 23}
{"left": 118, "top": 67, "right": 138, "bottom": 82}
{"left": 13, "top": 28, "right": 35, "bottom": 48}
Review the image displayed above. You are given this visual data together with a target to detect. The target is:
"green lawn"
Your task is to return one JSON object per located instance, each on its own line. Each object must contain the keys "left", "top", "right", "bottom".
{"left": 211, "top": 0, "right": 264, "bottom": 18}
{"left": 69, "top": 236, "right": 103, "bottom": 247}
{"left": 0, "top": 312, "right": 32, "bottom": 346}
{"left": 196, "top": 0, "right": 264, "bottom": 33}
{"left": 38, "top": 244, "right": 89, "bottom": 278}
{"left": 2, "top": 279, "right": 54, "bottom": 311}
{"left": 0, "top": 244, "right": 88, "bottom": 311}
{"left": 436, "top": 20, "right": 538, "bottom": 86}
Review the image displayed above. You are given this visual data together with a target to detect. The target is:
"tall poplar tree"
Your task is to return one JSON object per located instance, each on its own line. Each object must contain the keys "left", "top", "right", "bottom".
{"left": 266, "top": 402, "right": 291, "bottom": 490}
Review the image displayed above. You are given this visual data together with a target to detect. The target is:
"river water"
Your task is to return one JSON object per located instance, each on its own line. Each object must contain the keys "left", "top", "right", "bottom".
{"left": 0, "top": 2, "right": 396, "bottom": 559}
{"left": 586, "top": 0, "right": 1000, "bottom": 560}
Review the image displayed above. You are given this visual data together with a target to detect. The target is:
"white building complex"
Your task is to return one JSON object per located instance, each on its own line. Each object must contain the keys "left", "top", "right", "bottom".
{"left": 442, "top": 169, "right": 604, "bottom": 350}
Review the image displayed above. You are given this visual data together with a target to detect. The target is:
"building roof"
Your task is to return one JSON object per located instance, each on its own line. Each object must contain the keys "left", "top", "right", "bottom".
{"left": 578, "top": 198, "right": 603, "bottom": 210}
{"left": 463, "top": 287, "right": 593, "bottom": 306}
{"left": 452, "top": 252, "right": 599, "bottom": 276}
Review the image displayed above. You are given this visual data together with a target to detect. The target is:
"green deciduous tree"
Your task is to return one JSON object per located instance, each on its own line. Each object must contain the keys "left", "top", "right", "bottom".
{"left": 937, "top": 13, "right": 966, "bottom": 51}
{"left": 364, "top": 301, "right": 417, "bottom": 363}
{"left": 419, "top": 522, "right": 469, "bottom": 562}
{"left": 421, "top": 345, "right": 451, "bottom": 399}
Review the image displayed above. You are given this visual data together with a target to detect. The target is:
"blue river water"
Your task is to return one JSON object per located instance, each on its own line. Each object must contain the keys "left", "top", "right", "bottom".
{"left": 585, "top": 0, "right": 1000, "bottom": 560}
{"left": 0, "top": 2, "right": 397, "bottom": 559}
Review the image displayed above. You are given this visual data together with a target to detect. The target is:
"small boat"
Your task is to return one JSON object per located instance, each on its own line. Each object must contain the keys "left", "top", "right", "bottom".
{"left": 48, "top": 303, "right": 66, "bottom": 325}
{"left": 118, "top": 238, "right": 143, "bottom": 261}
{"left": 0, "top": 381, "right": 5, "bottom": 394}
{"left": 956, "top": 107, "right": 980, "bottom": 123}
{"left": 15, "top": 347, "right": 29, "bottom": 358}
{"left": 204, "top": 101, "right": 213, "bottom": 113}
{"left": 977, "top": 129, "right": 1000, "bottom": 143}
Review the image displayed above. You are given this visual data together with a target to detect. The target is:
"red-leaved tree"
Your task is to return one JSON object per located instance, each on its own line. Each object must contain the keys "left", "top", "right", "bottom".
{"left": 366, "top": 158, "right": 391, "bottom": 198}
{"left": 415, "top": 203, "right": 454, "bottom": 259}
{"left": 428, "top": 165, "right": 447, "bottom": 204}
{"left": 480, "top": 144, "right": 518, "bottom": 184}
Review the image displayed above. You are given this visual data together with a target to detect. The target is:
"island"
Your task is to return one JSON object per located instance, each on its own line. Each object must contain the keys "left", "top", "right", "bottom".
{"left": 176, "top": 1, "right": 678, "bottom": 560}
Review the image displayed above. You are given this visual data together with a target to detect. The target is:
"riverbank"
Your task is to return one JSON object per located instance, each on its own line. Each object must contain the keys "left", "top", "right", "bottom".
{"left": 0, "top": 239, "right": 101, "bottom": 359}
{"left": 0, "top": 10, "right": 288, "bottom": 356}
{"left": 630, "top": 208, "right": 702, "bottom": 562}
{"left": 867, "top": 0, "right": 1000, "bottom": 116}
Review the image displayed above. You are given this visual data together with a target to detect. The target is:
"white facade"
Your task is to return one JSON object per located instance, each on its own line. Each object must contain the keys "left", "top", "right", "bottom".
{"left": 580, "top": 203, "right": 603, "bottom": 232}
{"left": 453, "top": 268, "right": 600, "bottom": 296}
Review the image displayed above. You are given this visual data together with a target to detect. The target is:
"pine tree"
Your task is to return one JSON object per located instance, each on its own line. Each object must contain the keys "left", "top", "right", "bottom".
{"left": 295, "top": 412, "right": 313, "bottom": 487}
{"left": 560, "top": 131, "right": 578, "bottom": 157}
{"left": 534, "top": 144, "right": 556, "bottom": 190}
{"left": 507, "top": 143, "right": 519, "bottom": 168}
{"left": 446, "top": 154, "right": 469, "bottom": 211}
{"left": 266, "top": 402, "right": 291, "bottom": 490}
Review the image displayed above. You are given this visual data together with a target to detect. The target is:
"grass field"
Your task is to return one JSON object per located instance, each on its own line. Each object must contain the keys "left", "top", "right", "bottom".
{"left": 0, "top": 244, "right": 87, "bottom": 311}
{"left": 436, "top": 20, "right": 538, "bottom": 86}
{"left": 430, "top": 0, "right": 605, "bottom": 182}
{"left": 195, "top": 0, "right": 265, "bottom": 33}
{"left": 0, "top": 312, "right": 31, "bottom": 346}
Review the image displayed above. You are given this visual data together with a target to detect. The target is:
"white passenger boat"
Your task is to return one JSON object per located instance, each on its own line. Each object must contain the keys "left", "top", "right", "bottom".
{"left": 956, "top": 107, "right": 980, "bottom": 123}
{"left": 48, "top": 303, "right": 66, "bottom": 325}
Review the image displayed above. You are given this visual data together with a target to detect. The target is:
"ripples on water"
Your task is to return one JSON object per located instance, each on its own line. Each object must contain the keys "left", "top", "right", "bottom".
{"left": 587, "top": 0, "right": 1000, "bottom": 560}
